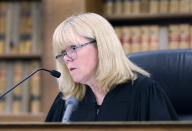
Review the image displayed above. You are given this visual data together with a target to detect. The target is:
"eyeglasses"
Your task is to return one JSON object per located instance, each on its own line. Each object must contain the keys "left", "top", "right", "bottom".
{"left": 56, "top": 40, "right": 96, "bottom": 64}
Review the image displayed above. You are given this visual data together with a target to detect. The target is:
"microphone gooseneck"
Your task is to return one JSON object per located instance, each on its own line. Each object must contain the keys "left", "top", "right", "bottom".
{"left": 0, "top": 68, "right": 61, "bottom": 99}
{"left": 62, "top": 96, "right": 79, "bottom": 122}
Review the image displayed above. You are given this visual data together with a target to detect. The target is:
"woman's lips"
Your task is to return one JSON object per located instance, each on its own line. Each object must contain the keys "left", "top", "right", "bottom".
{"left": 69, "top": 68, "right": 76, "bottom": 71}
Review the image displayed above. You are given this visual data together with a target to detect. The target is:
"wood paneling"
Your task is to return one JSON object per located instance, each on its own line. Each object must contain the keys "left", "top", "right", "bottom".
{"left": 42, "top": 0, "right": 86, "bottom": 120}
{"left": 86, "top": 0, "right": 103, "bottom": 15}
{"left": 0, "top": 122, "right": 192, "bottom": 131}
{"left": 0, "top": 113, "right": 43, "bottom": 122}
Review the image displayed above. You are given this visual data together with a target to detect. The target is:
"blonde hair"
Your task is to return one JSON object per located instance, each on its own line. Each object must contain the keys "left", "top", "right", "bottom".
{"left": 52, "top": 13, "right": 150, "bottom": 100}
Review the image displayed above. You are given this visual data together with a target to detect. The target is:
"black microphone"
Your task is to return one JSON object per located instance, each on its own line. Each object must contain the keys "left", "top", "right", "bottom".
{"left": 62, "top": 96, "right": 79, "bottom": 122}
{"left": 0, "top": 68, "right": 61, "bottom": 99}
{"left": 42, "top": 68, "right": 61, "bottom": 78}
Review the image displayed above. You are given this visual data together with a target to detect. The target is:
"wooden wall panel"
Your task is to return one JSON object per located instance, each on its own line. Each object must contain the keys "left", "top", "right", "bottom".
{"left": 42, "top": 0, "right": 86, "bottom": 120}
{"left": 1, "top": 122, "right": 192, "bottom": 131}
{"left": 86, "top": 0, "right": 104, "bottom": 15}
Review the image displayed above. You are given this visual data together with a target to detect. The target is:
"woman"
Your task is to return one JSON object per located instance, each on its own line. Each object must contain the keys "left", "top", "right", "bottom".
{"left": 46, "top": 13, "right": 178, "bottom": 122}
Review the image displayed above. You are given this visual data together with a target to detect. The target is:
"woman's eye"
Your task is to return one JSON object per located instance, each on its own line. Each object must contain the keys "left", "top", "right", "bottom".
{"left": 71, "top": 45, "right": 77, "bottom": 50}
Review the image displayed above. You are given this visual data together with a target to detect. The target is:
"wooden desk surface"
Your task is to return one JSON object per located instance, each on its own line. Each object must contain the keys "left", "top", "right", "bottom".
{"left": 0, "top": 121, "right": 192, "bottom": 131}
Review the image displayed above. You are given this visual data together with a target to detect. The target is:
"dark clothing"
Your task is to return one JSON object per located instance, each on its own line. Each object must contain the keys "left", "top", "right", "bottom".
{"left": 45, "top": 74, "right": 178, "bottom": 122}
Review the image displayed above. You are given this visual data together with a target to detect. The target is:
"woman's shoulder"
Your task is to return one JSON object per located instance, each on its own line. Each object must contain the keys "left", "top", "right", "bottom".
{"left": 135, "top": 73, "right": 154, "bottom": 86}
{"left": 130, "top": 73, "right": 162, "bottom": 92}
{"left": 132, "top": 73, "right": 170, "bottom": 99}
{"left": 51, "top": 92, "right": 65, "bottom": 106}
{"left": 115, "top": 73, "right": 160, "bottom": 95}
{"left": 45, "top": 92, "right": 65, "bottom": 122}
{"left": 56, "top": 92, "right": 64, "bottom": 100}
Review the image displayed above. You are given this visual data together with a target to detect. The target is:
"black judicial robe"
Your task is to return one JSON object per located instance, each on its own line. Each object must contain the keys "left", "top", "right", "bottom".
{"left": 45, "top": 74, "right": 178, "bottom": 122}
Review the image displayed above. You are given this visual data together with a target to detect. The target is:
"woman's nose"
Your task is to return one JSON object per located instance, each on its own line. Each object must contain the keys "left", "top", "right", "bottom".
{"left": 63, "top": 54, "right": 72, "bottom": 64}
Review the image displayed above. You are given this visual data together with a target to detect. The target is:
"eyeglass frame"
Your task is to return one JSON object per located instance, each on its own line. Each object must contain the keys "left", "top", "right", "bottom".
{"left": 55, "top": 39, "right": 96, "bottom": 64}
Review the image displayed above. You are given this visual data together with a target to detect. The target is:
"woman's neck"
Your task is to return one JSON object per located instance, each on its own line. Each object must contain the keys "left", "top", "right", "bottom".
{"left": 86, "top": 80, "right": 106, "bottom": 105}
{"left": 90, "top": 86, "right": 106, "bottom": 105}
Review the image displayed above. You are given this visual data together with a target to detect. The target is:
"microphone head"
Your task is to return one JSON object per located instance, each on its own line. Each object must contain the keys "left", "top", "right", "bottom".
{"left": 50, "top": 70, "right": 61, "bottom": 78}
{"left": 66, "top": 96, "right": 79, "bottom": 111}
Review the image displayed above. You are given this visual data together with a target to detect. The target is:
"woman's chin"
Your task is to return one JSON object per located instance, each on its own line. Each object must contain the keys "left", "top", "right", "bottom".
{"left": 72, "top": 77, "right": 82, "bottom": 83}
{"left": 73, "top": 77, "right": 87, "bottom": 84}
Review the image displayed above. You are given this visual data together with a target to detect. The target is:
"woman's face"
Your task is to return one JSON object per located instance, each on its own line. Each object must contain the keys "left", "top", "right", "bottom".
{"left": 63, "top": 37, "right": 98, "bottom": 84}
